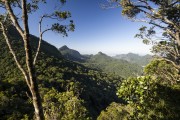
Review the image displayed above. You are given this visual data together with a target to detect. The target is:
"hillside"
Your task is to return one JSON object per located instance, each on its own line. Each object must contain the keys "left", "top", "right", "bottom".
{"left": 59, "top": 45, "right": 88, "bottom": 62}
{"left": 59, "top": 46, "right": 143, "bottom": 78}
{"left": 85, "top": 52, "right": 143, "bottom": 78}
{"left": 0, "top": 28, "right": 122, "bottom": 119}
{"left": 113, "top": 53, "right": 152, "bottom": 66}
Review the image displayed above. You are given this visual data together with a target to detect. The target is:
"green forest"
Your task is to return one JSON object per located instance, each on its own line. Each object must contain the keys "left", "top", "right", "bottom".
{"left": 0, "top": 0, "right": 180, "bottom": 120}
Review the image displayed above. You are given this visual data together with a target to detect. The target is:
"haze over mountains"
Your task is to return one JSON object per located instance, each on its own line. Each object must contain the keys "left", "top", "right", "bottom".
{"left": 0, "top": 26, "right": 151, "bottom": 119}
{"left": 59, "top": 45, "right": 152, "bottom": 65}
{"left": 59, "top": 45, "right": 152, "bottom": 78}
{"left": 113, "top": 53, "right": 152, "bottom": 66}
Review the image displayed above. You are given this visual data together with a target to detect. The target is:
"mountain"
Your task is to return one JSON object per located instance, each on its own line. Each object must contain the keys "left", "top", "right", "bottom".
{"left": 113, "top": 53, "right": 152, "bottom": 66}
{"left": 59, "top": 46, "right": 143, "bottom": 78}
{"left": 0, "top": 27, "right": 122, "bottom": 119}
{"left": 85, "top": 52, "right": 143, "bottom": 78}
{"left": 59, "top": 45, "right": 88, "bottom": 62}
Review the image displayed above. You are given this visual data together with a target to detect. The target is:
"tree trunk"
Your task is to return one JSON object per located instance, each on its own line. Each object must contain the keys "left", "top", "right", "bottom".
{"left": 3, "top": 0, "right": 44, "bottom": 119}
{"left": 24, "top": 36, "right": 44, "bottom": 120}
{"left": 21, "top": 0, "right": 44, "bottom": 119}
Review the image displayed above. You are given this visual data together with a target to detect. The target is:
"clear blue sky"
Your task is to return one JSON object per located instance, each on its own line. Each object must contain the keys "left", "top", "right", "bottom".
{"left": 28, "top": 0, "right": 152, "bottom": 56}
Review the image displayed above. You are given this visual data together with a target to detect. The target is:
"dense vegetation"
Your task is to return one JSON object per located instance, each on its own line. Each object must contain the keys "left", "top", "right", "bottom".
{"left": 59, "top": 46, "right": 143, "bottom": 78}
{"left": 113, "top": 53, "right": 152, "bottom": 66}
{"left": 59, "top": 45, "right": 88, "bottom": 62}
{"left": 98, "top": 0, "right": 180, "bottom": 119}
{"left": 0, "top": 0, "right": 179, "bottom": 120}
{"left": 0, "top": 28, "right": 123, "bottom": 119}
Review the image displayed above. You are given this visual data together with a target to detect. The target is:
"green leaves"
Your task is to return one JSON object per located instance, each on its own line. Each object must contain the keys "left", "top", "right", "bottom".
{"left": 144, "top": 59, "right": 179, "bottom": 85}
{"left": 51, "top": 20, "right": 75, "bottom": 37}
{"left": 42, "top": 89, "right": 90, "bottom": 120}
{"left": 117, "top": 76, "right": 158, "bottom": 119}
{"left": 121, "top": 5, "right": 140, "bottom": 18}
{"left": 98, "top": 102, "right": 133, "bottom": 120}
{"left": 54, "top": 11, "right": 71, "bottom": 19}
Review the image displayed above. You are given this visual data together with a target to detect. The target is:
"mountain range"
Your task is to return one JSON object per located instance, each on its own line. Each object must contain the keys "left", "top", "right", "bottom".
{"left": 0, "top": 27, "right": 151, "bottom": 119}
{"left": 59, "top": 45, "right": 152, "bottom": 78}
{"left": 113, "top": 53, "right": 152, "bottom": 66}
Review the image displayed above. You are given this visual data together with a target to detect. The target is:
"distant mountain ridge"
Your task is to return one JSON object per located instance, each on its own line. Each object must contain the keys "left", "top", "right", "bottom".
{"left": 59, "top": 45, "right": 88, "bottom": 62}
{"left": 113, "top": 53, "right": 152, "bottom": 66}
{"left": 85, "top": 51, "right": 143, "bottom": 78}
{"left": 59, "top": 46, "right": 144, "bottom": 78}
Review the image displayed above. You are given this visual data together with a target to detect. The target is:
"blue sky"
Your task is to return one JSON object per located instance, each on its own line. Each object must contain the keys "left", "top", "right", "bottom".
{"left": 28, "top": 0, "right": 152, "bottom": 56}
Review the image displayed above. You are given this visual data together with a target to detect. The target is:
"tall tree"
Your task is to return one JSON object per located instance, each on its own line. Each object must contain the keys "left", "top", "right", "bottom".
{"left": 104, "top": 0, "right": 180, "bottom": 68}
{"left": 0, "top": 0, "right": 74, "bottom": 120}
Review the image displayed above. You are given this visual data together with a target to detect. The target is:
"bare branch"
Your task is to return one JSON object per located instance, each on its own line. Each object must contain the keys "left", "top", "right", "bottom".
{"left": 149, "top": 22, "right": 166, "bottom": 29}
{"left": 33, "top": 15, "right": 52, "bottom": 65}
{"left": 33, "top": 28, "right": 52, "bottom": 65}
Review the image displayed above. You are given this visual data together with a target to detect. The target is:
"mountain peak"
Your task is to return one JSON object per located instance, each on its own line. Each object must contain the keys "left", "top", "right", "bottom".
{"left": 59, "top": 45, "right": 69, "bottom": 51}
{"left": 97, "top": 51, "right": 106, "bottom": 56}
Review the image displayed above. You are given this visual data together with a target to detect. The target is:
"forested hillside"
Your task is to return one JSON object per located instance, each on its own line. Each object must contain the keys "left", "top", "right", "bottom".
{"left": 59, "top": 46, "right": 143, "bottom": 78}
{"left": 0, "top": 28, "right": 123, "bottom": 119}
{"left": 59, "top": 45, "right": 88, "bottom": 62}
{"left": 0, "top": 0, "right": 180, "bottom": 120}
{"left": 84, "top": 52, "right": 142, "bottom": 78}
{"left": 113, "top": 53, "right": 152, "bottom": 66}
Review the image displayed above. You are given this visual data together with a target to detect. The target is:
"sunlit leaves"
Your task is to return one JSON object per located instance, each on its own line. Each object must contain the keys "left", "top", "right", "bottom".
{"left": 144, "top": 59, "right": 179, "bottom": 85}
{"left": 97, "top": 102, "right": 133, "bottom": 120}
{"left": 117, "top": 76, "right": 158, "bottom": 119}
{"left": 42, "top": 88, "right": 90, "bottom": 120}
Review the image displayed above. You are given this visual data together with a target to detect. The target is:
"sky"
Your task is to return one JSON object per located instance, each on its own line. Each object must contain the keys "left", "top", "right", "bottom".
{"left": 28, "top": 0, "right": 152, "bottom": 56}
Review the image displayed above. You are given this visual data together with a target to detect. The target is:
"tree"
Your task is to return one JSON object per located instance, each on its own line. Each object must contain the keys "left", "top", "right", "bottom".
{"left": 117, "top": 75, "right": 180, "bottom": 119}
{"left": 144, "top": 59, "right": 179, "bottom": 85}
{"left": 97, "top": 102, "right": 133, "bottom": 120}
{"left": 105, "top": 0, "right": 180, "bottom": 68}
{"left": 102, "top": 0, "right": 180, "bottom": 119}
{"left": 0, "top": 0, "right": 74, "bottom": 119}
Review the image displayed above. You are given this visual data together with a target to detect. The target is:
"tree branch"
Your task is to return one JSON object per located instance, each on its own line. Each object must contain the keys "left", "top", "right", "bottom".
{"left": 33, "top": 15, "right": 52, "bottom": 65}
{"left": 4, "top": 0, "right": 24, "bottom": 37}
{"left": 0, "top": 22, "right": 30, "bottom": 88}
{"left": 157, "top": 58, "right": 180, "bottom": 70}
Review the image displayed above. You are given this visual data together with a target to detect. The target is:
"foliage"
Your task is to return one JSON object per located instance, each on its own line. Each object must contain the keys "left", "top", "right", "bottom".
{"left": 0, "top": 29, "right": 122, "bottom": 119}
{"left": 97, "top": 102, "right": 133, "bottom": 120}
{"left": 117, "top": 76, "right": 156, "bottom": 119}
{"left": 100, "top": 1, "right": 180, "bottom": 119}
{"left": 42, "top": 89, "right": 89, "bottom": 120}
{"left": 116, "top": 59, "right": 180, "bottom": 119}
{"left": 85, "top": 52, "right": 142, "bottom": 78}
{"left": 113, "top": 53, "right": 152, "bottom": 66}
{"left": 59, "top": 45, "right": 88, "bottom": 62}
{"left": 59, "top": 45, "right": 143, "bottom": 79}
{"left": 0, "top": 0, "right": 75, "bottom": 119}
{"left": 105, "top": 0, "right": 180, "bottom": 71}
{"left": 117, "top": 75, "right": 180, "bottom": 119}
{"left": 144, "top": 59, "right": 180, "bottom": 85}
